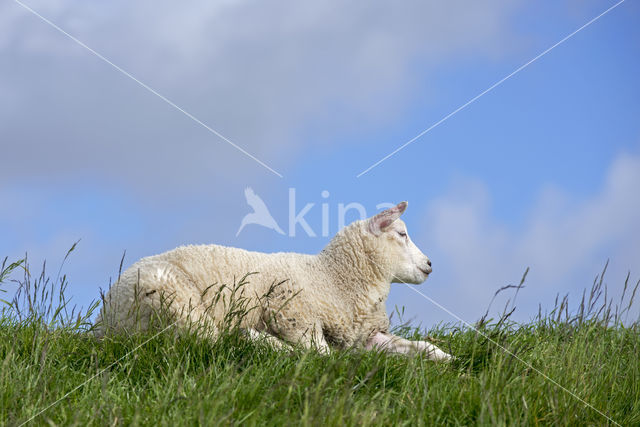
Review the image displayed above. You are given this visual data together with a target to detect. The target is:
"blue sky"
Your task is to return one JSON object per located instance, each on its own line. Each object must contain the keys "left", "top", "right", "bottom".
{"left": 1, "top": 0, "right": 639, "bottom": 327}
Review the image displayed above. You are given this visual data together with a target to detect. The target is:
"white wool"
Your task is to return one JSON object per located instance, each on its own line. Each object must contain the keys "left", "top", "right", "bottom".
{"left": 94, "top": 202, "right": 451, "bottom": 360}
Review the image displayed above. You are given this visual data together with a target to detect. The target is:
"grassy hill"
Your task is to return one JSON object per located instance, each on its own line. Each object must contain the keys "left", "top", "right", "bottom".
{"left": 1, "top": 256, "right": 638, "bottom": 426}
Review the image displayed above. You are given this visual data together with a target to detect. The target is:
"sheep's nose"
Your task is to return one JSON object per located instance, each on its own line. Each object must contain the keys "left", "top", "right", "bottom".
{"left": 427, "top": 259, "right": 432, "bottom": 267}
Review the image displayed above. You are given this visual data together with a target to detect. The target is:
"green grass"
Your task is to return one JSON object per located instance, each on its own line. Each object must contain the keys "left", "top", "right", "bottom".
{"left": 0, "top": 256, "right": 638, "bottom": 426}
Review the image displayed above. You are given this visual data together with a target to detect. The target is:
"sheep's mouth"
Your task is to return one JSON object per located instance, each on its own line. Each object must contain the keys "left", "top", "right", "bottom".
{"left": 418, "top": 267, "right": 431, "bottom": 276}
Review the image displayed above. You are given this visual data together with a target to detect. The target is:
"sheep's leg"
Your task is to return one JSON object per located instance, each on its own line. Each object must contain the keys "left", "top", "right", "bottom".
{"left": 278, "top": 323, "right": 331, "bottom": 354}
{"left": 301, "top": 325, "right": 331, "bottom": 354}
{"left": 145, "top": 266, "right": 219, "bottom": 336}
{"left": 244, "top": 329, "right": 292, "bottom": 351}
{"left": 305, "top": 328, "right": 331, "bottom": 354}
{"left": 365, "top": 332, "right": 452, "bottom": 361}
{"left": 262, "top": 307, "right": 331, "bottom": 354}
{"left": 97, "top": 261, "right": 219, "bottom": 338}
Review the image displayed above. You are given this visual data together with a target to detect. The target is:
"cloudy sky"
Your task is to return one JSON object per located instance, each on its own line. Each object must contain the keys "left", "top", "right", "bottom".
{"left": 1, "top": 0, "right": 639, "bottom": 327}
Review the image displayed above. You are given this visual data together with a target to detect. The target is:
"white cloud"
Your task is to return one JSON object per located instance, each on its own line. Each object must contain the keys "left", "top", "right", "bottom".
{"left": 389, "top": 151, "right": 640, "bottom": 327}
{"left": 0, "top": 0, "right": 524, "bottom": 197}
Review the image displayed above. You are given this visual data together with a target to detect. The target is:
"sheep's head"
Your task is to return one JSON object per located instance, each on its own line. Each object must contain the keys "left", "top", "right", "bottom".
{"left": 365, "top": 201, "right": 432, "bottom": 285}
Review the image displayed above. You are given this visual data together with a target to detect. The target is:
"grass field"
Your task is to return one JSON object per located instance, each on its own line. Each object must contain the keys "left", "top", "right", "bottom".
{"left": 0, "top": 255, "right": 638, "bottom": 426}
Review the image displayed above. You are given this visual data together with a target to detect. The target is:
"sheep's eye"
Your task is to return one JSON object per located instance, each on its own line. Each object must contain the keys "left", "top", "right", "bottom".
{"left": 397, "top": 231, "right": 407, "bottom": 238}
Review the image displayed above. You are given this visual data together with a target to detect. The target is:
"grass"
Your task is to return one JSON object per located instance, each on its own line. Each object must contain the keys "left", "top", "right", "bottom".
{"left": 0, "top": 254, "right": 639, "bottom": 426}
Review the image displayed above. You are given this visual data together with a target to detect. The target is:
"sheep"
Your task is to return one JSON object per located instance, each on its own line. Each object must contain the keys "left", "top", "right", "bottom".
{"left": 94, "top": 201, "right": 452, "bottom": 361}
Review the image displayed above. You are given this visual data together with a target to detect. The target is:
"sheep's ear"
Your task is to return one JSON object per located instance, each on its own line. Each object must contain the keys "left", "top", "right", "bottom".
{"left": 368, "top": 201, "right": 408, "bottom": 236}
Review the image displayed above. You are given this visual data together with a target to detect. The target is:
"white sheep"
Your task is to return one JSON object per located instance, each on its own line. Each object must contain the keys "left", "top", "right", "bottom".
{"left": 94, "top": 202, "right": 452, "bottom": 360}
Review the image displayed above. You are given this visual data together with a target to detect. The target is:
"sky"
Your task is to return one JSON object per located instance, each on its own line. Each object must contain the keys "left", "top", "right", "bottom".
{"left": 1, "top": 0, "right": 639, "bottom": 328}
